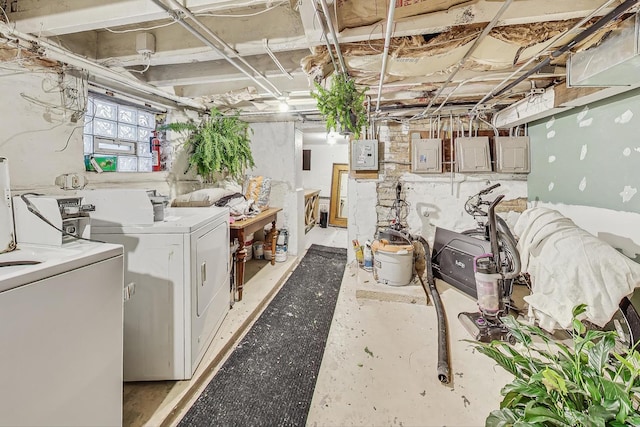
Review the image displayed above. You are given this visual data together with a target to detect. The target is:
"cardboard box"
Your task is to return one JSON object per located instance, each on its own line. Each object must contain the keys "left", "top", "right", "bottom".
{"left": 84, "top": 155, "right": 117, "bottom": 172}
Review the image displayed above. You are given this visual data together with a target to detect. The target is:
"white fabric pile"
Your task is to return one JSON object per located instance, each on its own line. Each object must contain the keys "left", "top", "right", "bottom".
{"left": 514, "top": 207, "right": 640, "bottom": 331}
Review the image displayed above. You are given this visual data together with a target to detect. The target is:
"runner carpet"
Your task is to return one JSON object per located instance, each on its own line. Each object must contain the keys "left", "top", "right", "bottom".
{"left": 178, "top": 244, "right": 347, "bottom": 427}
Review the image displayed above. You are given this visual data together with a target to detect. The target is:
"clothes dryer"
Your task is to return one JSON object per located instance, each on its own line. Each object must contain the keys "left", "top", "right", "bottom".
{"left": 91, "top": 202, "right": 230, "bottom": 381}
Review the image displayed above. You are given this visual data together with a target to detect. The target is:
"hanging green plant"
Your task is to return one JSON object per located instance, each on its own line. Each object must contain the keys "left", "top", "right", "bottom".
{"left": 311, "top": 72, "right": 368, "bottom": 139}
{"left": 162, "top": 108, "right": 255, "bottom": 183}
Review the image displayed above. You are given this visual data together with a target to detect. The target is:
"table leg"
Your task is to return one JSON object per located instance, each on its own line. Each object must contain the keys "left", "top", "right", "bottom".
{"left": 271, "top": 219, "right": 277, "bottom": 266}
{"left": 236, "top": 230, "right": 246, "bottom": 301}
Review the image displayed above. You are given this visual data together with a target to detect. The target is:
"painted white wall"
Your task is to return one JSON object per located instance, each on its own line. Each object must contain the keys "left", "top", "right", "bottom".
{"left": 347, "top": 178, "right": 378, "bottom": 262}
{"left": 249, "top": 121, "right": 303, "bottom": 256}
{"left": 302, "top": 135, "right": 349, "bottom": 198}
{"left": 0, "top": 70, "right": 85, "bottom": 191}
{"left": 401, "top": 174, "right": 528, "bottom": 243}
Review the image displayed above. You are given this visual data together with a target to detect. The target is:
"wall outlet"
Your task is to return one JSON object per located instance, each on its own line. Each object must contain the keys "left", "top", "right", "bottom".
{"left": 54, "top": 173, "right": 87, "bottom": 190}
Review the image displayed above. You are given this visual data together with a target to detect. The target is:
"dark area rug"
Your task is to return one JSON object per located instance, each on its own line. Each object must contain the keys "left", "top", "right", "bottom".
{"left": 179, "top": 244, "right": 347, "bottom": 427}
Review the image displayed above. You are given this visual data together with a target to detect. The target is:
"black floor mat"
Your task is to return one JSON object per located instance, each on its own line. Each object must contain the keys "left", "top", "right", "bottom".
{"left": 179, "top": 244, "right": 347, "bottom": 427}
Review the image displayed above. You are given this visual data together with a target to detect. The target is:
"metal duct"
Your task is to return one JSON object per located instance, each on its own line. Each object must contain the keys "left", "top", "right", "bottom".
{"left": 568, "top": 12, "right": 640, "bottom": 86}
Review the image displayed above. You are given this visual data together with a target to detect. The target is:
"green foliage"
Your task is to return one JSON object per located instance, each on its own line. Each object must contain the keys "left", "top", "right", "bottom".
{"left": 471, "top": 304, "right": 640, "bottom": 427}
{"left": 162, "top": 108, "right": 254, "bottom": 183}
{"left": 311, "top": 72, "right": 368, "bottom": 139}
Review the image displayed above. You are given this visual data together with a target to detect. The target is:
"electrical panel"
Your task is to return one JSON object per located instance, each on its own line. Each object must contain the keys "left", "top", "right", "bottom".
{"left": 455, "top": 137, "right": 492, "bottom": 173}
{"left": 411, "top": 138, "right": 442, "bottom": 173}
{"left": 351, "top": 139, "right": 378, "bottom": 171}
{"left": 495, "top": 136, "right": 530, "bottom": 173}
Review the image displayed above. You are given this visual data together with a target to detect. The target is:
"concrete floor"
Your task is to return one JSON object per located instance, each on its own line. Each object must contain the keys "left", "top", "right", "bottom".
{"left": 123, "top": 225, "right": 513, "bottom": 426}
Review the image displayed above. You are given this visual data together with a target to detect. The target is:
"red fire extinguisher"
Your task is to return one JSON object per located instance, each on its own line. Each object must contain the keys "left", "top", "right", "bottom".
{"left": 151, "top": 132, "right": 162, "bottom": 171}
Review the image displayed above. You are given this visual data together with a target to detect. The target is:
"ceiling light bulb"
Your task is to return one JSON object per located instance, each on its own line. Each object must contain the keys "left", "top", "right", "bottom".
{"left": 279, "top": 100, "right": 290, "bottom": 112}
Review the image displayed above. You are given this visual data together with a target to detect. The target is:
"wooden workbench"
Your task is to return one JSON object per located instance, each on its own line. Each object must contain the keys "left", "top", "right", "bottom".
{"left": 229, "top": 207, "right": 282, "bottom": 301}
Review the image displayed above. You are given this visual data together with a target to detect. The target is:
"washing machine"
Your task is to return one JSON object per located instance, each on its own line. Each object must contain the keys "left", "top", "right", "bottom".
{"left": 0, "top": 240, "right": 124, "bottom": 426}
{"left": 85, "top": 189, "right": 230, "bottom": 381}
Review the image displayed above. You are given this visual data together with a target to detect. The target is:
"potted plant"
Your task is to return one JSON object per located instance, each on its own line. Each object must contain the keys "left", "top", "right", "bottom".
{"left": 311, "top": 72, "right": 368, "bottom": 139}
{"left": 470, "top": 305, "right": 640, "bottom": 426}
{"left": 162, "top": 108, "right": 255, "bottom": 183}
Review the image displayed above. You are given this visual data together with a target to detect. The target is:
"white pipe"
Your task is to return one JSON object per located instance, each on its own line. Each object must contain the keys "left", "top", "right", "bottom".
{"left": 471, "top": 0, "right": 618, "bottom": 113}
{"left": 311, "top": 6, "right": 339, "bottom": 74}
{"left": 420, "top": 0, "right": 515, "bottom": 118}
{"left": 0, "top": 21, "right": 206, "bottom": 111}
{"left": 318, "top": 0, "right": 348, "bottom": 74}
{"left": 154, "top": 0, "right": 282, "bottom": 99}
{"left": 375, "top": 0, "right": 396, "bottom": 112}
{"left": 263, "top": 39, "right": 294, "bottom": 80}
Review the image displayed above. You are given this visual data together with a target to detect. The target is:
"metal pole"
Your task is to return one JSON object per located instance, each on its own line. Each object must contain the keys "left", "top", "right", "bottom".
{"left": 317, "top": 0, "right": 348, "bottom": 74}
{"left": 375, "top": 0, "right": 396, "bottom": 112}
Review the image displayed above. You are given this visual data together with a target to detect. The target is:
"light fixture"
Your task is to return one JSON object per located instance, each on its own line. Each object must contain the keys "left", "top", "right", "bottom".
{"left": 278, "top": 100, "right": 290, "bottom": 112}
{"left": 278, "top": 92, "right": 290, "bottom": 112}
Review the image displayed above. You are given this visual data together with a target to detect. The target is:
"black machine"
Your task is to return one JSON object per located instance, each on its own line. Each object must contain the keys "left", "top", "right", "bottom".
{"left": 431, "top": 227, "right": 492, "bottom": 299}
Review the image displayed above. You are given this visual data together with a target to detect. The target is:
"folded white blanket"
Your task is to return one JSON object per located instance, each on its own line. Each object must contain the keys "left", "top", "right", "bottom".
{"left": 514, "top": 207, "right": 640, "bottom": 330}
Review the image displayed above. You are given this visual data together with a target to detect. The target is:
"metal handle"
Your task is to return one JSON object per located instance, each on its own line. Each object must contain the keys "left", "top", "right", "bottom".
{"left": 201, "top": 261, "right": 206, "bottom": 285}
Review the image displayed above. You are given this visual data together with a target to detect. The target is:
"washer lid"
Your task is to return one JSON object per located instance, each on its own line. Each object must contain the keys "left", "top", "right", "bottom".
{"left": 0, "top": 242, "right": 123, "bottom": 293}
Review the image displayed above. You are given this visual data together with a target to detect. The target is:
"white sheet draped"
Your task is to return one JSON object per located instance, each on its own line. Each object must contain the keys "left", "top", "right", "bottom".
{"left": 514, "top": 207, "right": 640, "bottom": 331}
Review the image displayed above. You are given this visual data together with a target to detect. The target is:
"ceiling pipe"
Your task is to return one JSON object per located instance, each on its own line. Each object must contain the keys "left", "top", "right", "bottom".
{"left": 418, "top": 0, "right": 515, "bottom": 118}
{"left": 151, "top": 0, "right": 283, "bottom": 99}
{"left": 313, "top": 6, "right": 339, "bottom": 75}
{"left": 473, "top": 0, "right": 638, "bottom": 112}
{"left": 263, "top": 39, "right": 294, "bottom": 80}
{"left": 317, "top": 0, "right": 348, "bottom": 74}
{"left": 375, "top": 0, "right": 396, "bottom": 113}
{"left": 0, "top": 21, "right": 206, "bottom": 111}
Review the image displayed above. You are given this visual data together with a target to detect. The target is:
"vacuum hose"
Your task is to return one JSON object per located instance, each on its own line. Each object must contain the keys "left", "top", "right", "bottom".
{"left": 414, "top": 236, "right": 450, "bottom": 384}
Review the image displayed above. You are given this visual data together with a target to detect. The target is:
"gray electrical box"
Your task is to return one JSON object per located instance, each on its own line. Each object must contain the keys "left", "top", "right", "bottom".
{"left": 411, "top": 138, "right": 442, "bottom": 173}
{"left": 351, "top": 139, "right": 379, "bottom": 171}
{"left": 495, "top": 136, "right": 530, "bottom": 173}
{"left": 455, "top": 137, "right": 492, "bottom": 173}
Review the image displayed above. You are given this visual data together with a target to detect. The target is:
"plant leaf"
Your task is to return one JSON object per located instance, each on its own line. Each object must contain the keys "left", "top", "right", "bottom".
{"left": 587, "top": 332, "right": 615, "bottom": 373}
{"left": 523, "top": 404, "right": 566, "bottom": 426}
{"left": 486, "top": 408, "right": 521, "bottom": 427}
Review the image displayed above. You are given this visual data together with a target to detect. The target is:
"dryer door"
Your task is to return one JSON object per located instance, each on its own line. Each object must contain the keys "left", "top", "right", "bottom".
{"left": 196, "top": 218, "right": 229, "bottom": 316}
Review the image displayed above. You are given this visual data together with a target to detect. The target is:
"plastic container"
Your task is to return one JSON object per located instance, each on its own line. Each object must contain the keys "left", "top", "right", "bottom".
{"left": 371, "top": 240, "right": 414, "bottom": 286}
{"left": 253, "top": 241, "right": 264, "bottom": 259}
{"left": 474, "top": 255, "right": 501, "bottom": 315}
{"left": 264, "top": 249, "right": 273, "bottom": 261}
{"left": 363, "top": 241, "right": 373, "bottom": 271}
{"left": 352, "top": 240, "right": 364, "bottom": 266}
{"left": 244, "top": 242, "right": 253, "bottom": 260}
{"left": 320, "top": 211, "right": 328, "bottom": 228}
{"left": 275, "top": 246, "right": 287, "bottom": 262}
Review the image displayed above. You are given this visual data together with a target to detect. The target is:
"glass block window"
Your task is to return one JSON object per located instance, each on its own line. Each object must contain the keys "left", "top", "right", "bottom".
{"left": 84, "top": 94, "right": 158, "bottom": 172}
